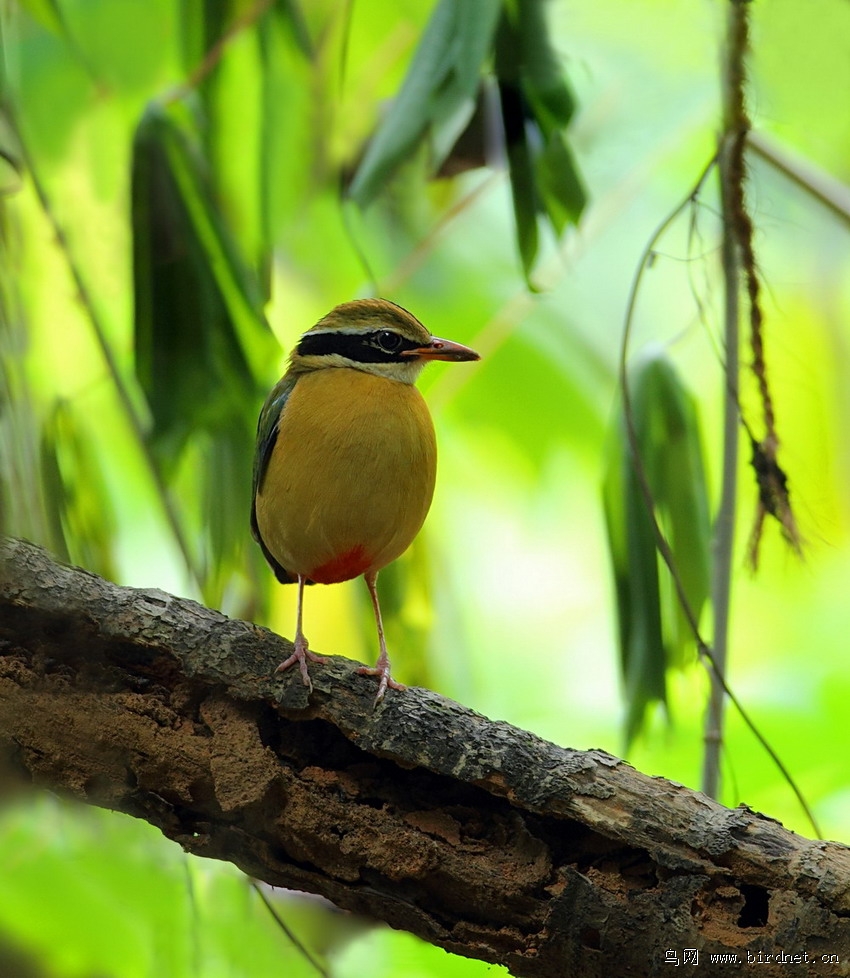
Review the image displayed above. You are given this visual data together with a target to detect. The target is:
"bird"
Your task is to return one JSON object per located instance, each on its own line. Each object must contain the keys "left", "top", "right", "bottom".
{"left": 251, "top": 298, "right": 479, "bottom": 701}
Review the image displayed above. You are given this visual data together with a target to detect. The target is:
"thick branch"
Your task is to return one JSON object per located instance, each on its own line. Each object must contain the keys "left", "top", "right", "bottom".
{"left": 1, "top": 538, "right": 848, "bottom": 976}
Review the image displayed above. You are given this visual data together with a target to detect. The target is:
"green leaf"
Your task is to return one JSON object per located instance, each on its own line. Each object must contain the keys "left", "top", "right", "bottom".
{"left": 603, "top": 349, "right": 711, "bottom": 743}
{"left": 495, "top": 1, "right": 585, "bottom": 279}
{"left": 16, "top": 0, "right": 69, "bottom": 37}
{"left": 603, "top": 410, "right": 666, "bottom": 745}
{"left": 178, "top": 0, "right": 206, "bottom": 78}
{"left": 16, "top": 0, "right": 104, "bottom": 88}
{"left": 634, "top": 352, "right": 711, "bottom": 666}
{"left": 513, "top": 0, "right": 576, "bottom": 131}
{"left": 39, "top": 399, "right": 117, "bottom": 580}
{"left": 203, "top": 9, "right": 268, "bottom": 289}
{"left": 273, "top": 0, "right": 313, "bottom": 59}
{"left": 131, "top": 102, "right": 277, "bottom": 466}
{"left": 535, "top": 129, "right": 586, "bottom": 235}
{"left": 36, "top": 416, "right": 72, "bottom": 565}
{"left": 499, "top": 83, "right": 540, "bottom": 282}
{"left": 348, "top": 0, "right": 502, "bottom": 206}
{"left": 199, "top": 419, "right": 255, "bottom": 602}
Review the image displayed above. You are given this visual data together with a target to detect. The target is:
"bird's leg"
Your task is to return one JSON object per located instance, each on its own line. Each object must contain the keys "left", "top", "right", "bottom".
{"left": 275, "top": 574, "right": 324, "bottom": 691}
{"left": 356, "top": 571, "right": 407, "bottom": 701}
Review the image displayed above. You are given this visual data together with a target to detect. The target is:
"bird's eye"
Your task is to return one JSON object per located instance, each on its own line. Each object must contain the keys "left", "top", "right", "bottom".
{"left": 374, "top": 330, "right": 403, "bottom": 352}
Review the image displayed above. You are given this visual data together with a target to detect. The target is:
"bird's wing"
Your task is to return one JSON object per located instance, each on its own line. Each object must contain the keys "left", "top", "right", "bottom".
{"left": 251, "top": 372, "right": 298, "bottom": 583}
{"left": 253, "top": 372, "right": 298, "bottom": 500}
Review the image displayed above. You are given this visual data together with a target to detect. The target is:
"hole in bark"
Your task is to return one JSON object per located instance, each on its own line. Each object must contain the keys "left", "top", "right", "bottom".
{"left": 738, "top": 884, "right": 769, "bottom": 927}
{"left": 580, "top": 927, "right": 601, "bottom": 949}
{"left": 256, "top": 704, "right": 282, "bottom": 751}
{"left": 270, "top": 718, "right": 371, "bottom": 768}
{"left": 621, "top": 852, "right": 658, "bottom": 890}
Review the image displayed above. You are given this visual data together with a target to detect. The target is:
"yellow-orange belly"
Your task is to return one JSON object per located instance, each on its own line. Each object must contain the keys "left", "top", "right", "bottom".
{"left": 255, "top": 368, "right": 437, "bottom": 584}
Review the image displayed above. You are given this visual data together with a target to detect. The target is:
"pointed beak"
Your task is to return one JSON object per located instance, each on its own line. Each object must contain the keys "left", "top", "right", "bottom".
{"left": 401, "top": 336, "right": 480, "bottom": 362}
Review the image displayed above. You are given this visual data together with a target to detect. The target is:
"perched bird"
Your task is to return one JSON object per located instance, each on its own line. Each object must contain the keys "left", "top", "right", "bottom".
{"left": 252, "top": 298, "right": 479, "bottom": 700}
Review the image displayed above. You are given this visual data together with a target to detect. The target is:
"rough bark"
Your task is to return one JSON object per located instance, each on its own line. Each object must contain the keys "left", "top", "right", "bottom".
{"left": 1, "top": 537, "right": 848, "bottom": 977}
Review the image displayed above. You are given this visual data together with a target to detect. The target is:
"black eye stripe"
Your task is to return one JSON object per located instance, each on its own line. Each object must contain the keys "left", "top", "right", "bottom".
{"left": 297, "top": 330, "right": 422, "bottom": 363}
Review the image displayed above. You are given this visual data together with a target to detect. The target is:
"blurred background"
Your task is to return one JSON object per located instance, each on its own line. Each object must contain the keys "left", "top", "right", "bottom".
{"left": 2, "top": 0, "right": 850, "bottom": 974}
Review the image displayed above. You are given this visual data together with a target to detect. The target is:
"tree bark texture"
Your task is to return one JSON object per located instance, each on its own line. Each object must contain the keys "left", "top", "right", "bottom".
{"left": 1, "top": 538, "right": 848, "bottom": 976}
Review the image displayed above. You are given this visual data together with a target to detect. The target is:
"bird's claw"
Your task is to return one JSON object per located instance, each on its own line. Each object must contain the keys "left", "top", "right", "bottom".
{"left": 275, "top": 638, "right": 324, "bottom": 692}
{"left": 356, "top": 664, "right": 406, "bottom": 703}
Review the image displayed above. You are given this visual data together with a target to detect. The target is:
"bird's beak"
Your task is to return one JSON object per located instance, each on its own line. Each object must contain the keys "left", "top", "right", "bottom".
{"left": 401, "top": 336, "right": 480, "bottom": 362}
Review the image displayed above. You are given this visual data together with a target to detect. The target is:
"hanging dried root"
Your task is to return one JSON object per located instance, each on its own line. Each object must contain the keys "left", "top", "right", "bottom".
{"left": 724, "top": 0, "right": 803, "bottom": 567}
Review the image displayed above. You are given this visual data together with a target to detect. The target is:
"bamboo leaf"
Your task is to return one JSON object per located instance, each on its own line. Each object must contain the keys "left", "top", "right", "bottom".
{"left": 495, "top": 0, "right": 585, "bottom": 278}
{"left": 604, "top": 349, "right": 711, "bottom": 742}
{"left": 178, "top": 0, "right": 206, "bottom": 78}
{"left": 635, "top": 353, "right": 711, "bottom": 665}
{"left": 131, "top": 102, "right": 276, "bottom": 467}
{"left": 199, "top": 420, "right": 255, "bottom": 603}
{"left": 16, "top": 0, "right": 103, "bottom": 86}
{"left": 499, "top": 82, "right": 540, "bottom": 282}
{"left": 37, "top": 420, "right": 71, "bottom": 565}
{"left": 39, "top": 400, "right": 117, "bottom": 580}
{"left": 603, "top": 408, "right": 667, "bottom": 745}
{"left": 16, "top": 0, "right": 69, "bottom": 38}
{"left": 513, "top": 0, "right": 576, "bottom": 132}
{"left": 535, "top": 129, "right": 586, "bottom": 235}
{"left": 348, "top": 0, "right": 502, "bottom": 206}
{"left": 273, "top": 0, "right": 313, "bottom": 59}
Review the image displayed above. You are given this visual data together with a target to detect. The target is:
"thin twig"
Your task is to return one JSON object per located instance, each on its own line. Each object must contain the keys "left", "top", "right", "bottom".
{"left": 703, "top": 1, "right": 749, "bottom": 799}
{"left": 704, "top": 129, "right": 740, "bottom": 800}
{"left": 747, "top": 130, "right": 850, "bottom": 230}
{"left": 378, "top": 172, "right": 501, "bottom": 295}
{"left": 250, "top": 881, "right": 330, "bottom": 978}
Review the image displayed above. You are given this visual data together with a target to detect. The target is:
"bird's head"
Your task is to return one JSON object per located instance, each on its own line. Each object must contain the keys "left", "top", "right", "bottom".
{"left": 288, "top": 298, "right": 480, "bottom": 383}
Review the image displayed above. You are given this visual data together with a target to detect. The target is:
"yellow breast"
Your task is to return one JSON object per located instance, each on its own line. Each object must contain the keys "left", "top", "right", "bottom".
{"left": 254, "top": 367, "right": 437, "bottom": 584}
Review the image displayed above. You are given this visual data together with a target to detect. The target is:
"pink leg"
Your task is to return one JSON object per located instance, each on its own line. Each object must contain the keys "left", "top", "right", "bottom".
{"left": 275, "top": 575, "right": 324, "bottom": 691}
{"left": 356, "top": 571, "right": 407, "bottom": 701}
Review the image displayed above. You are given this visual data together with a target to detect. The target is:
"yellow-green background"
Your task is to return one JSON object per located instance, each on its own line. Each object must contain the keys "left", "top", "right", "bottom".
{"left": 2, "top": 0, "right": 849, "bottom": 975}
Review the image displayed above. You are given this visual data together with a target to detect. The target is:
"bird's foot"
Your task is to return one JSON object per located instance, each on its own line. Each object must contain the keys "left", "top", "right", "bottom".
{"left": 275, "top": 636, "right": 324, "bottom": 692}
{"left": 356, "top": 663, "right": 406, "bottom": 703}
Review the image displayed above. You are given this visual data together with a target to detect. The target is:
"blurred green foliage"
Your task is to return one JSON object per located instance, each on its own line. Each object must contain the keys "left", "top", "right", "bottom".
{"left": 604, "top": 349, "right": 710, "bottom": 745}
{"left": 2, "top": 0, "right": 850, "bottom": 975}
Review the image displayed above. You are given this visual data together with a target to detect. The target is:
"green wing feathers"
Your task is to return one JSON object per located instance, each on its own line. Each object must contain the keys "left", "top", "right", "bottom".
{"left": 251, "top": 373, "right": 298, "bottom": 583}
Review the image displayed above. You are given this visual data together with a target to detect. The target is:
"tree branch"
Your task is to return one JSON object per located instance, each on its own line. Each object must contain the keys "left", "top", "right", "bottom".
{"left": 1, "top": 538, "right": 848, "bottom": 976}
